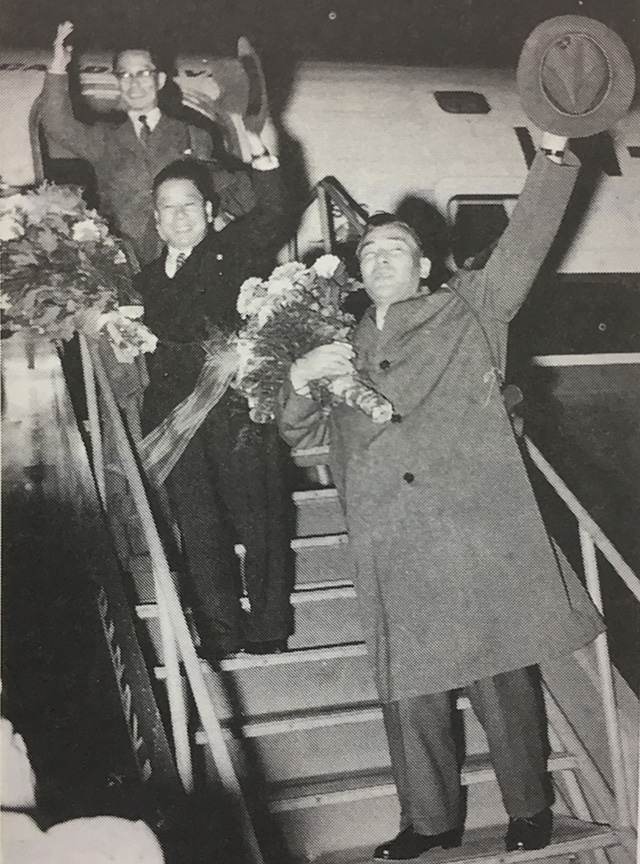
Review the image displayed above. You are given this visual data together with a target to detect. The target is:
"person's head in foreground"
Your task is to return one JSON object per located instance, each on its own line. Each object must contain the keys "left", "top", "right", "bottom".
{"left": 356, "top": 213, "right": 431, "bottom": 309}
{"left": 153, "top": 160, "right": 218, "bottom": 251}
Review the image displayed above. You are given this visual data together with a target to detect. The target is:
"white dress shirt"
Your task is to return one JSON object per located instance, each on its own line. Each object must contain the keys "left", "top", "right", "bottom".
{"left": 165, "top": 246, "right": 192, "bottom": 278}
{"left": 129, "top": 107, "right": 161, "bottom": 139}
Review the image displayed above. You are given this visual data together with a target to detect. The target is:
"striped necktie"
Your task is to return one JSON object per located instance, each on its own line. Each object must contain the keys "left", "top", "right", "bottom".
{"left": 138, "top": 114, "right": 152, "bottom": 147}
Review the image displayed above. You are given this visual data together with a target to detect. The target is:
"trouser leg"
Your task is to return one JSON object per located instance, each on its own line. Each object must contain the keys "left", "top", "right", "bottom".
{"left": 381, "top": 693, "right": 462, "bottom": 835}
{"left": 165, "top": 431, "right": 242, "bottom": 656}
{"left": 466, "top": 667, "right": 549, "bottom": 818}
{"left": 202, "top": 403, "right": 293, "bottom": 643}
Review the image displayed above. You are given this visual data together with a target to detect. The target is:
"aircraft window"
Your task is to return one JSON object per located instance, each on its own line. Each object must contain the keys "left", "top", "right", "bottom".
{"left": 433, "top": 91, "right": 490, "bottom": 114}
{"left": 628, "top": 146, "right": 640, "bottom": 158}
{"left": 510, "top": 274, "right": 640, "bottom": 357}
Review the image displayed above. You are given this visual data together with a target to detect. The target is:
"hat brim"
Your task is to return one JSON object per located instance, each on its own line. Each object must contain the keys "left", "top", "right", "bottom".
{"left": 516, "top": 15, "right": 635, "bottom": 138}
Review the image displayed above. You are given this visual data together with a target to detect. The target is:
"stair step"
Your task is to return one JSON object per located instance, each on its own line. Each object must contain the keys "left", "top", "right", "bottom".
{"left": 292, "top": 533, "right": 350, "bottom": 585}
{"left": 268, "top": 753, "right": 578, "bottom": 813}
{"left": 140, "top": 581, "right": 360, "bottom": 652}
{"left": 156, "top": 644, "right": 374, "bottom": 718}
{"left": 156, "top": 642, "right": 367, "bottom": 674}
{"left": 291, "top": 533, "right": 348, "bottom": 550}
{"left": 194, "top": 699, "right": 472, "bottom": 740}
{"left": 194, "top": 699, "right": 494, "bottom": 783}
{"left": 138, "top": 581, "right": 356, "bottom": 619}
{"left": 291, "top": 445, "right": 331, "bottom": 467}
{"left": 291, "top": 584, "right": 356, "bottom": 603}
{"left": 290, "top": 591, "right": 362, "bottom": 649}
{"left": 157, "top": 648, "right": 478, "bottom": 721}
{"left": 310, "top": 817, "right": 618, "bottom": 864}
{"left": 293, "top": 487, "right": 345, "bottom": 536}
{"left": 293, "top": 488, "right": 339, "bottom": 502}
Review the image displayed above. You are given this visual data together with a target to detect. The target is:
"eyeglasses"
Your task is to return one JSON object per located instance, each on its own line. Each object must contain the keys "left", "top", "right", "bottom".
{"left": 115, "top": 69, "right": 157, "bottom": 82}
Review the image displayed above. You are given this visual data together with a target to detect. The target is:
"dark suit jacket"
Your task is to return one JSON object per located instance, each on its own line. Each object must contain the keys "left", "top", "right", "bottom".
{"left": 40, "top": 73, "right": 256, "bottom": 264}
{"left": 136, "top": 167, "right": 287, "bottom": 430}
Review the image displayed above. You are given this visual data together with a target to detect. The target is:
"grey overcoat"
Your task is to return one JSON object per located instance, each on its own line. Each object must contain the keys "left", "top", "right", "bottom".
{"left": 278, "top": 151, "right": 603, "bottom": 701}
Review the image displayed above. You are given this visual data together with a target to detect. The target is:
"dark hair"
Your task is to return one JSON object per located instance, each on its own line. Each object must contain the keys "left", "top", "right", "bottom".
{"left": 152, "top": 160, "right": 219, "bottom": 212}
{"left": 112, "top": 46, "right": 162, "bottom": 73}
{"left": 355, "top": 213, "right": 424, "bottom": 260}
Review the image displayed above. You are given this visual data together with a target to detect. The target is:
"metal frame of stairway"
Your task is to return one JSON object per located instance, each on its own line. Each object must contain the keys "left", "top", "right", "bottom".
{"left": 72, "top": 176, "right": 639, "bottom": 864}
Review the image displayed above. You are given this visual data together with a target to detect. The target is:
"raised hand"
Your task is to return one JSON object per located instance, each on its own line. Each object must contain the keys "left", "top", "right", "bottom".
{"left": 50, "top": 21, "right": 74, "bottom": 74}
{"left": 540, "top": 131, "right": 569, "bottom": 164}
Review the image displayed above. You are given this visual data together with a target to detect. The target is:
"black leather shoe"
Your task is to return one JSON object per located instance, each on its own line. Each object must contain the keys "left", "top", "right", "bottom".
{"left": 374, "top": 826, "right": 462, "bottom": 860}
{"left": 245, "top": 639, "right": 288, "bottom": 655}
{"left": 505, "top": 807, "right": 552, "bottom": 852}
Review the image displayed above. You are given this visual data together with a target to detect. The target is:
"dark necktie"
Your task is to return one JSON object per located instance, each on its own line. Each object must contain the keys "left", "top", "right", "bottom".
{"left": 138, "top": 115, "right": 152, "bottom": 147}
{"left": 175, "top": 252, "right": 187, "bottom": 271}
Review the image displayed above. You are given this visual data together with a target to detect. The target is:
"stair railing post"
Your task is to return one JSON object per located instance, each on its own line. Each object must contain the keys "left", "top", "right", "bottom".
{"left": 317, "top": 186, "right": 333, "bottom": 253}
{"left": 579, "top": 525, "right": 633, "bottom": 828}
{"left": 88, "top": 341, "right": 266, "bottom": 864}
{"left": 87, "top": 339, "right": 194, "bottom": 792}
{"left": 78, "top": 334, "right": 106, "bottom": 506}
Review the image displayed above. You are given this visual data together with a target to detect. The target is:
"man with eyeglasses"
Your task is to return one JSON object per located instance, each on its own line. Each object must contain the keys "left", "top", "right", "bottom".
{"left": 41, "top": 21, "right": 257, "bottom": 266}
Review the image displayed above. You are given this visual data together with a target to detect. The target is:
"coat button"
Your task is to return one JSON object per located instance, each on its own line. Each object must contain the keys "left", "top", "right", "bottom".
{"left": 379, "top": 359, "right": 390, "bottom": 370}
{"left": 403, "top": 472, "right": 415, "bottom": 484}
{"left": 216, "top": 253, "right": 224, "bottom": 260}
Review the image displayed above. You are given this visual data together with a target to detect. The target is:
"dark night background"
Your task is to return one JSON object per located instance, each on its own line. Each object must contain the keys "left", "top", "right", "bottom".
{"left": 2, "top": 0, "right": 638, "bottom": 68}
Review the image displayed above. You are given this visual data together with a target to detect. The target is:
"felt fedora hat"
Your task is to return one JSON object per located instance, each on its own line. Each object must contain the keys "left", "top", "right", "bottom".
{"left": 516, "top": 15, "right": 635, "bottom": 137}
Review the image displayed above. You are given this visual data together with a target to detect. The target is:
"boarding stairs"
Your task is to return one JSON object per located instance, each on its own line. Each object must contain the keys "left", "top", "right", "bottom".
{"left": 74, "top": 177, "right": 638, "bottom": 864}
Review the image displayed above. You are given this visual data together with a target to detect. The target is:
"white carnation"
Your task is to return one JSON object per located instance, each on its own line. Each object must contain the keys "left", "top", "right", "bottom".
{"left": 237, "top": 277, "right": 265, "bottom": 317}
{"left": 270, "top": 261, "right": 307, "bottom": 281}
{"left": 257, "top": 304, "right": 273, "bottom": 328}
{"left": 72, "top": 219, "right": 104, "bottom": 242}
{"left": 313, "top": 254, "right": 341, "bottom": 279}
{"left": 266, "top": 277, "right": 293, "bottom": 300}
{"left": 0, "top": 213, "right": 24, "bottom": 241}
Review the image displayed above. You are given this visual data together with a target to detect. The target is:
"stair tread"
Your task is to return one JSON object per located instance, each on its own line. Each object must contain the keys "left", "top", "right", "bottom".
{"left": 293, "top": 488, "right": 339, "bottom": 502}
{"left": 309, "top": 816, "right": 618, "bottom": 864}
{"left": 194, "top": 698, "right": 476, "bottom": 739}
{"left": 268, "top": 753, "right": 578, "bottom": 810}
{"left": 292, "top": 533, "right": 348, "bottom": 549}
{"left": 291, "top": 445, "right": 331, "bottom": 466}
{"left": 139, "top": 580, "right": 356, "bottom": 620}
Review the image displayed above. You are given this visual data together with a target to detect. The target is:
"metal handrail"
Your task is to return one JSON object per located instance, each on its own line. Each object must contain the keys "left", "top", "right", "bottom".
{"left": 523, "top": 437, "right": 637, "bottom": 829}
{"left": 524, "top": 438, "right": 640, "bottom": 605}
{"left": 82, "top": 336, "right": 265, "bottom": 864}
{"left": 308, "top": 176, "right": 369, "bottom": 228}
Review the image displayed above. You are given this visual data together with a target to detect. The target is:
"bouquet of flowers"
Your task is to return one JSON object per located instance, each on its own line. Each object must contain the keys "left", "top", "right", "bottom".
{"left": 0, "top": 184, "right": 156, "bottom": 361}
{"left": 233, "top": 254, "right": 394, "bottom": 423}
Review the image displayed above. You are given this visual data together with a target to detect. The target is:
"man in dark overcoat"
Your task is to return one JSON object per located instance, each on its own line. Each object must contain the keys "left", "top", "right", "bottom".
{"left": 42, "top": 21, "right": 255, "bottom": 266}
{"left": 277, "top": 133, "right": 603, "bottom": 857}
{"left": 136, "top": 124, "right": 293, "bottom": 660}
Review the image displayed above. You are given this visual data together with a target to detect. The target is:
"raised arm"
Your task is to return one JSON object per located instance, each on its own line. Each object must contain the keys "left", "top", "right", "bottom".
{"left": 40, "top": 22, "right": 105, "bottom": 163}
{"left": 461, "top": 132, "right": 579, "bottom": 323}
{"left": 222, "top": 124, "right": 288, "bottom": 275}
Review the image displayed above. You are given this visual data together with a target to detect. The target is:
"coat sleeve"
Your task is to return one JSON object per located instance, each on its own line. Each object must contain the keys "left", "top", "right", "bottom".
{"left": 39, "top": 73, "right": 105, "bottom": 163}
{"left": 226, "top": 167, "right": 289, "bottom": 280}
{"left": 241, "top": 167, "right": 287, "bottom": 253}
{"left": 458, "top": 151, "right": 580, "bottom": 323}
{"left": 276, "top": 378, "right": 331, "bottom": 452}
